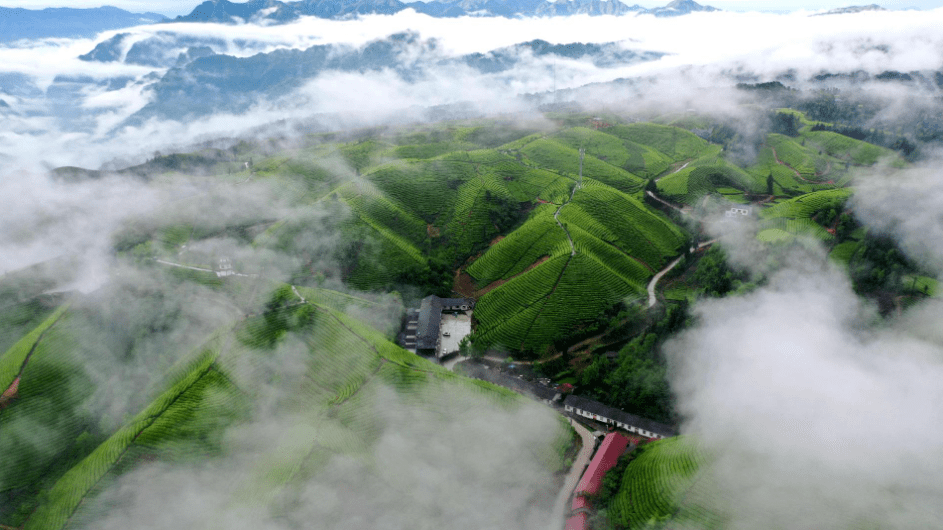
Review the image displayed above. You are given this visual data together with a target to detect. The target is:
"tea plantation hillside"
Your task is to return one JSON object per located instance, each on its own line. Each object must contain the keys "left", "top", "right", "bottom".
{"left": 608, "top": 437, "right": 726, "bottom": 530}
{"left": 104, "top": 111, "right": 909, "bottom": 358}
{"left": 1, "top": 108, "right": 926, "bottom": 530}
{"left": 0, "top": 278, "right": 572, "bottom": 530}
{"left": 468, "top": 179, "right": 686, "bottom": 351}
{"left": 127, "top": 118, "right": 697, "bottom": 355}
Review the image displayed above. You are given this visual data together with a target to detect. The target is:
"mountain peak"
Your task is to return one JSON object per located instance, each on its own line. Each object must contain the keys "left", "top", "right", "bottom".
{"left": 649, "top": 0, "right": 718, "bottom": 16}
{"left": 811, "top": 4, "right": 886, "bottom": 16}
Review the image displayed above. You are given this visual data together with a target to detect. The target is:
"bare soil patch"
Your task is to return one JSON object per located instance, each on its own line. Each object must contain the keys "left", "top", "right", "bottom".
{"left": 0, "top": 377, "right": 20, "bottom": 409}
{"left": 452, "top": 270, "right": 478, "bottom": 298}
{"left": 463, "top": 255, "right": 553, "bottom": 298}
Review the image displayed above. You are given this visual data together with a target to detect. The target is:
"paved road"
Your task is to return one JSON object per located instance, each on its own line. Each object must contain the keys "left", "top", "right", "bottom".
{"left": 439, "top": 356, "right": 596, "bottom": 530}
{"left": 547, "top": 418, "right": 596, "bottom": 530}
{"left": 154, "top": 259, "right": 259, "bottom": 279}
{"left": 441, "top": 354, "right": 468, "bottom": 371}
{"left": 647, "top": 256, "right": 683, "bottom": 308}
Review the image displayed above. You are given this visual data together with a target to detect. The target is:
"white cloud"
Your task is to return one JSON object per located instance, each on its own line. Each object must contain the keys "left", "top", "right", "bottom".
{"left": 668, "top": 255, "right": 943, "bottom": 529}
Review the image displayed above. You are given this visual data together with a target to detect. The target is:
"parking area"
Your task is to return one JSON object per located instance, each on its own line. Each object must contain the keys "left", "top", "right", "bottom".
{"left": 437, "top": 311, "right": 472, "bottom": 356}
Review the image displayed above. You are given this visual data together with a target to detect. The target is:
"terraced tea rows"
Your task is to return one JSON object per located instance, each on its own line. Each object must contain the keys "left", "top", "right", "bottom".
{"left": 466, "top": 206, "right": 567, "bottom": 285}
{"left": 468, "top": 175, "right": 685, "bottom": 351}
{"left": 761, "top": 188, "right": 853, "bottom": 220}
{"left": 754, "top": 188, "right": 852, "bottom": 242}
{"left": 605, "top": 123, "right": 714, "bottom": 162}
{"left": 552, "top": 127, "right": 674, "bottom": 179}
{"left": 471, "top": 251, "right": 644, "bottom": 351}
{"left": 656, "top": 156, "right": 762, "bottom": 204}
{"left": 802, "top": 130, "right": 898, "bottom": 167}
{"left": 767, "top": 134, "right": 831, "bottom": 178}
{"left": 0, "top": 303, "right": 70, "bottom": 391}
{"left": 6, "top": 279, "right": 566, "bottom": 530}
{"left": 609, "top": 437, "right": 723, "bottom": 530}
{"left": 519, "top": 138, "right": 647, "bottom": 194}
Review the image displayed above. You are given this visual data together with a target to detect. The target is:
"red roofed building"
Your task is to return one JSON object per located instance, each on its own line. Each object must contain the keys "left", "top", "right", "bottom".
{"left": 574, "top": 432, "right": 630, "bottom": 498}
{"left": 565, "top": 512, "right": 589, "bottom": 530}
{"left": 565, "top": 432, "right": 632, "bottom": 530}
{"left": 572, "top": 494, "right": 590, "bottom": 511}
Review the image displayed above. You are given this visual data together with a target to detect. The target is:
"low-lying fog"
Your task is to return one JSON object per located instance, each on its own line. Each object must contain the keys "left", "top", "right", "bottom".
{"left": 5, "top": 6, "right": 943, "bottom": 530}
{"left": 2, "top": 8, "right": 943, "bottom": 172}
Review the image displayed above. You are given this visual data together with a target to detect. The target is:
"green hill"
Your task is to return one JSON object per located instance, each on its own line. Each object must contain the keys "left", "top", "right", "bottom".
{"left": 605, "top": 123, "right": 714, "bottom": 162}
{"left": 552, "top": 127, "right": 675, "bottom": 179}
{"left": 657, "top": 155, "right": 763, "bottom": 204}
{"left": 758, "top": 188, "right": 853, "bottom": 243}
{"left": 468, "top": 178, "right": 685, "bottom": 352}
{"left": 609, "top": 437, "right": 725, "bottom": 530}
{"left": 0, "top": 281, "right": 571, "bottom": 530}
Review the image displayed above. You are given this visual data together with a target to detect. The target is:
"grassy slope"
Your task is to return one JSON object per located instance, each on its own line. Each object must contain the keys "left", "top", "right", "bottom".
{"left": 605, "top": 123, "right": 713, "bottom": 162}
{"left": 552, "top": 127, "right": 674, "bottom": 180}
{"left": 609, "top": 437, "right": 724, "bottom": 530}
{"left": 469, "top": 179, "right": 685, "bottom": 352}
{"left": 800, "top": 130, "right": 899, "bottom": 167}
{"left": 758, "top": 188, "right": 853, "bottom": 242}
{"left": 13, "top": 286, "right": 568, "bottom": 530}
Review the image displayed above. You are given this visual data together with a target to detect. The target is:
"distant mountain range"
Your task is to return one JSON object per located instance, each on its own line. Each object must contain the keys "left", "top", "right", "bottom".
{"left": 0, "top": 6, "right": 166, "bottom": 42}
{"left": 172, "top": 0, "right": 718, "bottom": 21}
{"left": 811, "top": 4, "right": 886, "bottom": 16}
{"left": 0, "top": 0, "right": 719, "bottom": 44}
{"left": 108, "top": 33, "right": 665, "bottom": 125}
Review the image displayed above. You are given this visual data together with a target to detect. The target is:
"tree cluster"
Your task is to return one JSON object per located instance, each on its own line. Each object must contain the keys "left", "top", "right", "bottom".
{"left": 575, "top": 303, "right": 688, "bottom": 425}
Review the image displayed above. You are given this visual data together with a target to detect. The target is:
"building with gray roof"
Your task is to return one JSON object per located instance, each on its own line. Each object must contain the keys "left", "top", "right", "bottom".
{"left": 457, "top": 362, "right": 561, "bottom": 405}
{"left": 412, "top": 295, "right": 475, "bottom": 357}
{"left": 563, "top": 394, "right": 676, "bottom": 439}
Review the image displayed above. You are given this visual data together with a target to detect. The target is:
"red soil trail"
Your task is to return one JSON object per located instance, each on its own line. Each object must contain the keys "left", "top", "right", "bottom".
{"left": 0, "top": 377, "right": 20, "bottom": 409}
{"left": 770, "top": 146, "right": 824, "bottom": 185}
{"left": 453, "top": 255, "right": 553, "bottom": 299}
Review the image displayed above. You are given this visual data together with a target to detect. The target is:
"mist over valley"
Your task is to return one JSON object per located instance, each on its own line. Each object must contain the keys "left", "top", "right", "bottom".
{"left": 3, "top": 2, "right": 943, "bottom": 530}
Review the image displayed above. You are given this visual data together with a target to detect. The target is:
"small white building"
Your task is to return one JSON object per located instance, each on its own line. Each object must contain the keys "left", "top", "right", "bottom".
{"left": 215, "top": 257, "right": 234, "bottom": 278}
{"left": 724, "top": 206, "right": 753, "bottom": 219}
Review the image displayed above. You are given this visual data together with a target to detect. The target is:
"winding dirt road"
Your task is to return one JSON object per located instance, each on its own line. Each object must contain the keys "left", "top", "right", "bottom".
{"left": 655, "top": 159, "right": 691, "bottom": 183}
{"left": 547, "top": 418, "right": 595, "bottom": 530}
{"left": 647, "top": 256, "right": 684, "bottom": 308}
{"left": 645, "top": 190, "right": 690, "bottom": 216}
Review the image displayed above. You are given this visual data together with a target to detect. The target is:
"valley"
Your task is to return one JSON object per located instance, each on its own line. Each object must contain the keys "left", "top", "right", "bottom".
{"left": 4, "top": 3, "right": 943, "bottom": 528}
{"left": 2, "top": 100, "right": 930, "bottom": 528}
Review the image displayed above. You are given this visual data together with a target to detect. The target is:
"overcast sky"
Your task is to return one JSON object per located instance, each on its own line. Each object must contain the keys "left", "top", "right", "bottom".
{"left": 0, "top": 0, "right": 940, "bottom": 17}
